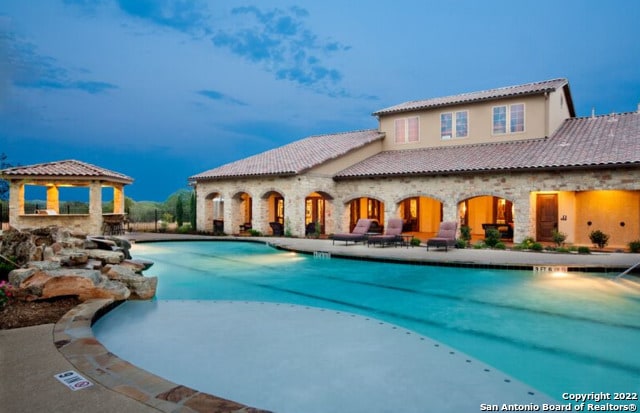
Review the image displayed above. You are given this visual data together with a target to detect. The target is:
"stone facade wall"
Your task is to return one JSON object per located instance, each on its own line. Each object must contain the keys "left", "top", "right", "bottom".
{"left": 195, "top": 167, "right": 640, "bottom": 246}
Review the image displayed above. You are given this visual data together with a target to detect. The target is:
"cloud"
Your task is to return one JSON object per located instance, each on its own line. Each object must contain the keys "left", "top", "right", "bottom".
{"left": 211, "top": 6, "right": 351, "bottom": 95}
{"left": 196, "top": 89, "right": 246, "bottom": 106}
{"left": 115, "top": 0, "right": 210, "bottom": 35}
{"left": 5, "top": 33, "right": 117, "bottom": 94}
{"left": 0, "top": 17, "right": 12, "bottom": 102}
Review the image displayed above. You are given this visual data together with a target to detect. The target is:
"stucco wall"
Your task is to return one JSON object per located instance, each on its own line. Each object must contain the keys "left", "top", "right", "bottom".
{"left": 378, "top": 94, "right": 552, "bottom": 151}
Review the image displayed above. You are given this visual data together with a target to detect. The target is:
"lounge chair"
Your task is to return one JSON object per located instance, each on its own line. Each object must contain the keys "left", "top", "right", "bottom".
{"left": 426, "top": 221, "right": 458, "bottom": 251}
{"left": 305, "top": 222, "right": 317, "bottom": 236}
{"left": 368, "top": 218, "right": 404, "bottom": 247}
{"left": 269, "top": 221, "right": 284, "bottom": 236}
{"left": 332, "top": 219, "right": 373, "bottom": 245}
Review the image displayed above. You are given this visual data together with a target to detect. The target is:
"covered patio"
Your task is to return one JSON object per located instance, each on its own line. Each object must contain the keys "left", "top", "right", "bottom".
{"left": 1, "top": 159, "right": 133, "bottom": 235}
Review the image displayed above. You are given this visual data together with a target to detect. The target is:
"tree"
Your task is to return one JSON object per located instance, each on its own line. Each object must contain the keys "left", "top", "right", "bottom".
{"left": 0, "top": 153, "right": 13, "bottom": 201}
{"left": 190, "top": 191, "right": 196, "bottom": 230}
{"left": 176, "top": 195, "right": 184, "bottom": 227}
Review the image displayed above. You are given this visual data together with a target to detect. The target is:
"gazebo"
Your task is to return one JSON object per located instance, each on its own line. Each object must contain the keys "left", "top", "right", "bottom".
{"left": 1, "top": 160, "right": 133, "bottom": 235}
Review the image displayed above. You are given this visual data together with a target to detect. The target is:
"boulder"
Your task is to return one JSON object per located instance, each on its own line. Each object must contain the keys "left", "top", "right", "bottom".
{"left": 11, "top": 268, "right": 130, "bottom": 301}
{"left": 2, "top": 225, "right": 156, "bottom": 302}
{"left": 9, "top": 268, "right": 39, "bottom": 286}
{"left": 57, "top": 249, "right": 89, "bottom": 267}
{"left": 104, "top": 265, "right": 157, "bottom": 300}
{"left": 27, "top": 261, "right": 62, "bottom": 271}
{"left": 86, "top": 249, "right": 125, "bottom": 265}
{"left": 119, "top": 259, "right": 149, "bottom": 274}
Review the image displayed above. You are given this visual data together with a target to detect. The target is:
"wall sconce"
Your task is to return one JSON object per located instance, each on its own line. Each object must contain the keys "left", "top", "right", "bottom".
{"left": 587, "top": 221, "right": 592, "bottom": 226}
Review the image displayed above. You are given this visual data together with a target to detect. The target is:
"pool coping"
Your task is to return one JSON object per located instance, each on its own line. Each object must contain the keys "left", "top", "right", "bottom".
{"left": 128, "top": 234, "right": 640, "bottom": 274}
{"left": 53, "top": 298, "right": 272, "bottom": 413}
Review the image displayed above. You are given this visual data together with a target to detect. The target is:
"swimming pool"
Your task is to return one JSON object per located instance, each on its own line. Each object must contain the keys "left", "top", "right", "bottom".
{"left": 94, "top": 241, "right": 640, "bottom": 408}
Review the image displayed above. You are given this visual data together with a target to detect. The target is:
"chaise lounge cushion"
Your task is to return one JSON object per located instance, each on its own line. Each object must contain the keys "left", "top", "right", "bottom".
{"left": 426, "top": 221, "right": 458, "bottom": 251}
{"left": 332, "top": 219, "right": 373, "bottom": 245}
{"left": 368, "top": 218, "right": 404, "bottom": 247}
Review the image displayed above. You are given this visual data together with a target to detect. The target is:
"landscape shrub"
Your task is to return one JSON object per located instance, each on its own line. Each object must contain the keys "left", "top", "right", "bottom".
{"left": 0, "top": 280, "right": 12, "bottom": 308}
{"left": 484, "top": 228, "right": 501, "bottom": 248}
{"left": 578, "top": 246, "right": 591, "bottom": 254}
{"left": 494, "top": 242, "right": 506, "bottom": 250}
{"left": 460, "top": 226, "right": 472, "bottom": 246}
{"left": 552, "top": 230, "right": 567, "bottom": 247}
{"left": 589, "top": 230, "right": 610, "bottom": 249}
{"left": 519, "top": 237, "right": 536, "bottom": 250}
{"left": 531, "top": 242, "right": 543, "bottom": 252}
{"left": 177, "top": 224, "right": 192, "bottom": 234}
{"left": 629, "top": 240, "right": 640, "bottom": 253}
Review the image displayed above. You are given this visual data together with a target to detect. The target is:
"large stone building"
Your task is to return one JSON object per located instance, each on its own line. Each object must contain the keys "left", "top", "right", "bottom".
{"left": 190, "top": 78, "right": 640, "bottom": 249}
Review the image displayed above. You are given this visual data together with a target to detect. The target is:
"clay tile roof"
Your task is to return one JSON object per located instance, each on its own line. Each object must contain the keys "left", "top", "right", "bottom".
{"left": 373, "top": 78, "right": 572, "bottom": 116}
{"left": 0, "top": 159, "right": 133, "bottom": 183}
{"left": 335, "top": 111, "right": 640, "bottom": 179}
{"left": 190, "top": 129, "right": 384, "bottom": 181}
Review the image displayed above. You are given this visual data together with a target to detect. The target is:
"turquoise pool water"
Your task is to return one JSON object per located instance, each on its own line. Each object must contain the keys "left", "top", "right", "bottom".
{"left": 96, "top": 241, "right": 640, "bottom": 401}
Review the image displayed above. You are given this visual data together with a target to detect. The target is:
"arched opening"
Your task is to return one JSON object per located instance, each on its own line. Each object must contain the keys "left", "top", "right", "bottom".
{"left": 304, "top": 191, "right": 333, "bottom": 236}
{"left": 263, "top": 190, "right": 285, "bottom": 236}
{"left": 232, "top": 191, "right": 253, "bottom": 234}
{"left": 459, "top": 195, "right": 514, "bottom": 241}
{"left": 205, "top": 192, "right": 224, "bottom": 234}
{"left": 347, "top": 197, "right": 384, "bottom": 232}
{"left": 396, "top": 196, "right": 442, "bottom": 236}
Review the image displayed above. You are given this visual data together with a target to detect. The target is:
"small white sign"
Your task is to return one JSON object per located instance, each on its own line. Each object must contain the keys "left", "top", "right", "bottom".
{"left": 54, "top": 370, "right": 93, "bottom": 391}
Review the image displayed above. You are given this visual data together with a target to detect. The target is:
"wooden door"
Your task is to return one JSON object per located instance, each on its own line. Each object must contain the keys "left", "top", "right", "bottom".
{"left": 536, "top": 194, "right": 557, "bottom": 241}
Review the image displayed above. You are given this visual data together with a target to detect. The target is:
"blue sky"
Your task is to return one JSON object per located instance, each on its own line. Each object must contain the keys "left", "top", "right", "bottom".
{"left": 1, "top": 0, "right": 639, "bottom": 201}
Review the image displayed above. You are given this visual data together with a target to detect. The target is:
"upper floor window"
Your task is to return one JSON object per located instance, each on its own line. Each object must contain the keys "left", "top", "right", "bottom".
{"left": 441, "top": 111, "right": 468, "bottom": 139}
{"left": 493, "top": 103, "right": 525, "bottom": 134}
{"left": 395, "top": 117, "right": 419, "bottom": 143}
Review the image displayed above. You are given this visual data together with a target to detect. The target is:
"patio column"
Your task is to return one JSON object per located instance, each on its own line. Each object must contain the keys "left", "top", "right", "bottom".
{"left": 442, "top": 201, "right": 459, "bottom": 235}
{"left": 113, "top": 184, "right": 124, "bottom": 214}
{"left": 89, "top": 181, "right": 103, "bottom": 234}
{"left": 9, "top": 181, "right": 24, "bottom": 224}
{"left": 46, "top": 185, "right": 60, "bottom": 213}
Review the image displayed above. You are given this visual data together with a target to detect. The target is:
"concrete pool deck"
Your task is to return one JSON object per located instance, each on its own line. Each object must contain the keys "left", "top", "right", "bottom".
{"left": 2, "top": 233, "right": 639, "bottom": 413}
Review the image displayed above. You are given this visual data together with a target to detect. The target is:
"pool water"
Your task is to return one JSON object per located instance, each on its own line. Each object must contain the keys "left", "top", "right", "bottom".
{"left": 95, "top": 241, "right": 640, "bottom": 401}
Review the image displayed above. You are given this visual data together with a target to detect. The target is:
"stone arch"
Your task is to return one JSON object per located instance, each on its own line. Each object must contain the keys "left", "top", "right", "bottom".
{"left": 303, "top": 190, "right": 335, "bottom": 236}
{"left": 392, "top": 192, "right": 446, "bottom": 205}
{"left": 393, "top": 194, "right": 444, "bottom": 234}
{"left": 457, "top": 193, "right": 515, "bottom": 241}
{"left": 231, "top": 190, "right": 254, "bottom": 233}
{"left": 203, "top": 190, "right": 224, "bottom": 234}
{"left": 342, "top": 193, "right": 383, "bottom": 205}
{"left": 259, "top": 189, "right": 286, "bottom": 235}
{"left": 340, "top": 194, "right": 386, "bottom": 232}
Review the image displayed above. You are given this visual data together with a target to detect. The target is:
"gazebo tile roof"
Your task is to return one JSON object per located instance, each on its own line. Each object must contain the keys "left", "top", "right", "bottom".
{"left": 0, "top": 159, "right": 133, "bottom": 183}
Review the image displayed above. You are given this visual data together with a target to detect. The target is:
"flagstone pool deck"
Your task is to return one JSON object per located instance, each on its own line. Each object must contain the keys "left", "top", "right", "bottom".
{"left": 2, "top": 233, "right": 639, "bottom": 413}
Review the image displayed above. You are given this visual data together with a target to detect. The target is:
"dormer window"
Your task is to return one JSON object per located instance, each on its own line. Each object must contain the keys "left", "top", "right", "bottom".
{"left": 441, "top": 111, "right": 468, "bottom": 140}
{"left": 493, "top": 103, "right": 525, "bottom": 135}
{"left": 395, "top": 116, "right": 420, "bottom": 143}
